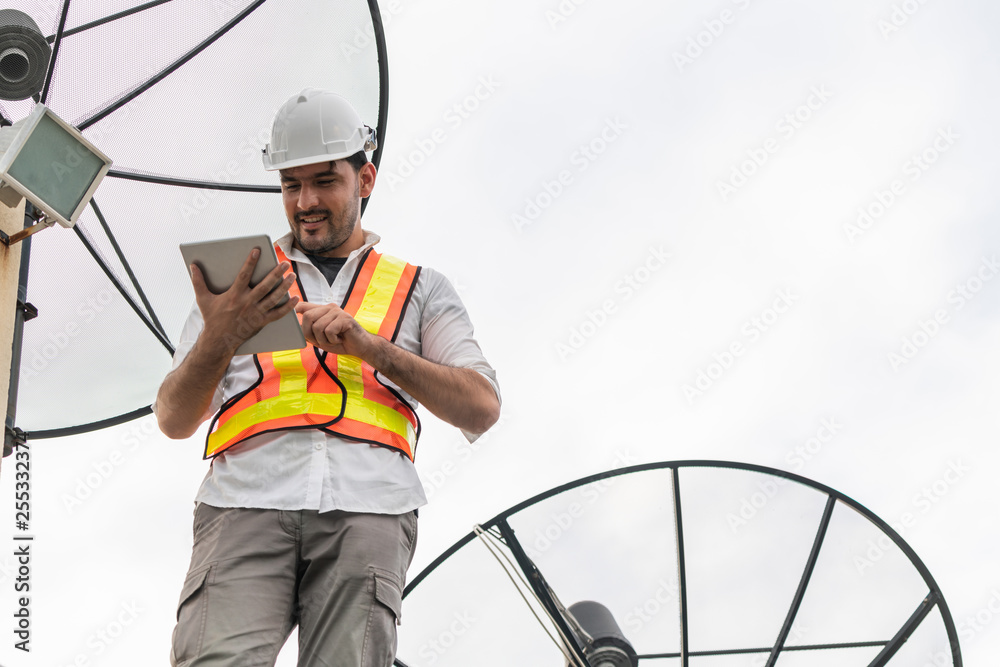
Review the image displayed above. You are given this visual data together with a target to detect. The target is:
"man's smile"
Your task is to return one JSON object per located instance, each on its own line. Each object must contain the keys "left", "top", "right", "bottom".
{"left": 297, "top": 210, "right": 330, "bottom": 230}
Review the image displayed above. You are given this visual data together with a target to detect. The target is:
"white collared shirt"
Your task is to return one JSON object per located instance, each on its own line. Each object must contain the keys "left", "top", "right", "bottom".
{"left": 158, "top": 231, "right": 499, "bottom": 514}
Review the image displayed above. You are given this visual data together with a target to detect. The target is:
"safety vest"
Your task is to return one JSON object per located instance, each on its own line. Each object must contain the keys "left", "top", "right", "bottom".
{"left": 204, "top": 244, "right": 422, "bottom": 461}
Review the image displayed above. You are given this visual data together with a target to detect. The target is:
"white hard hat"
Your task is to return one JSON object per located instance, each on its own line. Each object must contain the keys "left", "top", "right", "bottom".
{"left": 262, "top": 88, "right": 377, "bottom": 171}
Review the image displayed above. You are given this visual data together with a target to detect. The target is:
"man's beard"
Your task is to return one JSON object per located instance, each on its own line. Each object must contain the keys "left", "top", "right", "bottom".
{"left": 295, "top": 184, "right": 361, "bottom": 255}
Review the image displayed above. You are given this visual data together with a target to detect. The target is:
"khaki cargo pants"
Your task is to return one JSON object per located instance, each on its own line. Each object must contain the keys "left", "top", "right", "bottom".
{"left": 170, "top": 504, "right": 418, "bottom": 667}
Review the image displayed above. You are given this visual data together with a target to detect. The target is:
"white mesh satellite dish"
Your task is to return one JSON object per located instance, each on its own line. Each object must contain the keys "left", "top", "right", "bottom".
{"left": 0, "top": 0, "right": 390, "bottom": 454}
{"left": 395, "top": 461, "right": 962, "bottom": 667}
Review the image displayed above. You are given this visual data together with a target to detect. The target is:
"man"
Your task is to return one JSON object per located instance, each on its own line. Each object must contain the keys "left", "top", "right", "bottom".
{"left": 155, "top": 88, "right": 500, "bottom": 666}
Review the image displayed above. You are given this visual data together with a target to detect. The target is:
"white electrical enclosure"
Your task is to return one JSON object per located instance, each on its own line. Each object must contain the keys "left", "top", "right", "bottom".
{"left": 0, "top": 103, "right": 111, "bottom": 228}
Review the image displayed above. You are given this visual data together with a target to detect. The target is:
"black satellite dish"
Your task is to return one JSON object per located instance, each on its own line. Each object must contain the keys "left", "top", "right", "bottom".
{"left": 0, "top": 0, "right": 389, "bottom": 442}
{"left": 395, "top": 461, "right": 962, "bottom": 666}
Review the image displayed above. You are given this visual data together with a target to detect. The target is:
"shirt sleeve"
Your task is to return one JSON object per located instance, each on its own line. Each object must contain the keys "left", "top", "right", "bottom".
{"left": 150, "top": 303, "right": 227, "bottom": 418}
{"left": 413, "top": 268, "right": 501, "bottom": 441}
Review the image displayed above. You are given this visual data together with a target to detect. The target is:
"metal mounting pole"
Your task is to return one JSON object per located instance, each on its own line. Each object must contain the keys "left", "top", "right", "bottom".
{"left": 3, "top": 202, "right": 36, "bottom": 457}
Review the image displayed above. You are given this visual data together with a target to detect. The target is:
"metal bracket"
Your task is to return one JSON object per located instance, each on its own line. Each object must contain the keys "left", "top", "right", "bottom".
{"left": 18, "top": 300, "right": 37, "bottom": 322}
{"left": 0, "top": 215, "right": 54, "bottom": 246}
{"left": 3, "top": 424, "right": 25, "bottom": 458}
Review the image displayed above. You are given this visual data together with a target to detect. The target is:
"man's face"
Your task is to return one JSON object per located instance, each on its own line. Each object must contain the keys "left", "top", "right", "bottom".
{"left": 280, "top": 159, "right": 365, "bottom": 257}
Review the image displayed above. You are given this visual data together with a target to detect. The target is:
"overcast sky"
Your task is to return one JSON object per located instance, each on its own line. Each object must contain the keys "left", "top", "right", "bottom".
{"left": 1, "top": 0, "right": 998, "bottom": 664}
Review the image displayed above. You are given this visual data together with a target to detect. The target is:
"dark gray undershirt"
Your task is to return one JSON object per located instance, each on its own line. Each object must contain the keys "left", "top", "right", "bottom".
{"left": 305, "top": 254, "right": 347, "bottom": 286}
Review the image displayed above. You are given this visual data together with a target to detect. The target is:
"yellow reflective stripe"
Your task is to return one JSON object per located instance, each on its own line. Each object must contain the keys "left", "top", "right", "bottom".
{"left": 337, "top": 353, "right": 414, "bottom": 443}
{"left": 208, "top": 253, "right": 418, "bottom": 456}
{"left": 337, "top": 254, "right": 415, "bottom": 446}
{"left": 273, "top": 349, "right": 307, "bottom": 393}
{"left": 337, "top": 354, "right": 365, "bottom": 392}
{"left": 343, "top": 393, "right": 416, "bottom": 442}
{"left": 208, "top": 350, "right": 335, "bottom": 453}
{"left": 207, "top": 392, "right": 345, "bottom": 454}
{"left": 354, "top": 254, "right": 407, "bottom": 334}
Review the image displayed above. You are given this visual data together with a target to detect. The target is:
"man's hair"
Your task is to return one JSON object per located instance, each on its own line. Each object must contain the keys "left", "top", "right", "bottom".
{"left": 343, "top": 150, "right": 369, "bottom": 173}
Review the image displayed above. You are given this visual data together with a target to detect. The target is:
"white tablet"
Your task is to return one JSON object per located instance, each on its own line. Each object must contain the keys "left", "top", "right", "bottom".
{"left": 179, "top": 235, "right": 306, "bottom": 356}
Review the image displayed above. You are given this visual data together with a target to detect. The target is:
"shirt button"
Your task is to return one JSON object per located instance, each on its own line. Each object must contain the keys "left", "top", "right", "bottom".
{"left": 314, "top": 443, "right": 323, "bottom": 451}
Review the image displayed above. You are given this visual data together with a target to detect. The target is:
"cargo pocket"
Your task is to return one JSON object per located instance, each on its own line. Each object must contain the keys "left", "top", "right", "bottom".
{"left": 170, "top": 561, "right": 215, "bottom": 667}
{"left": 362, "top": 568, "right": 403, "bottom": 667}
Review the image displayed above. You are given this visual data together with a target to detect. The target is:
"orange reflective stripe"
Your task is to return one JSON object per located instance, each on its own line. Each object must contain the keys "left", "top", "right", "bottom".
{"left": 328, "top": 355, "right": 417, "bottom": 459}
{"left": 205, "top": 347, "right": 345, "bottom": 458}
{"left": 204, "top": 245, "right": 421, "bottom": 460}
{"left": 342, "top": 248, "right": 378, "bottom": 316}
{"left": 378, "top": 262, "right": 418, "bottom": 340}
{"left": 208, "top": 389, "right": 346, "bottom": 455}
{"left": 274, "top": 245, "right": 305, "bottom": 325}
{"left": 207, "top": 411, "right": 341, "bottom": 458}
{"left": 332, "top": 418, "right": 415, "bottom": 458}
{"left": 214, "top": 353, "right": 275, "bottom": 423}
{"left": 329, "top": 355, "right": 417, "bottom": 450}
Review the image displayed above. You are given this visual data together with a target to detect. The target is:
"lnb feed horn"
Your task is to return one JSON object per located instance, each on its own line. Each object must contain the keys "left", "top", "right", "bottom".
{"left": 565, "top": 600, "right": 639, "bottom": 667}
{"left": 0, "top": 9, "right": 51, "bottom": 102}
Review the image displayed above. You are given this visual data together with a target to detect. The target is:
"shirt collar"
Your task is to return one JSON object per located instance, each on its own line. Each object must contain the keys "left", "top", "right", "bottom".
{"left": 276, "top": 229, "right": 381, "bottom": 265}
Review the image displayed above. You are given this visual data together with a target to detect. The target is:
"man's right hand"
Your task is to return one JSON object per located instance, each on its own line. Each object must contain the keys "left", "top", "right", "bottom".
{"left": 157, "top": 248, "right": 301, "bottom": 439}
{"left": 191, "top": 248, "right": 300, "bottom": 356}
